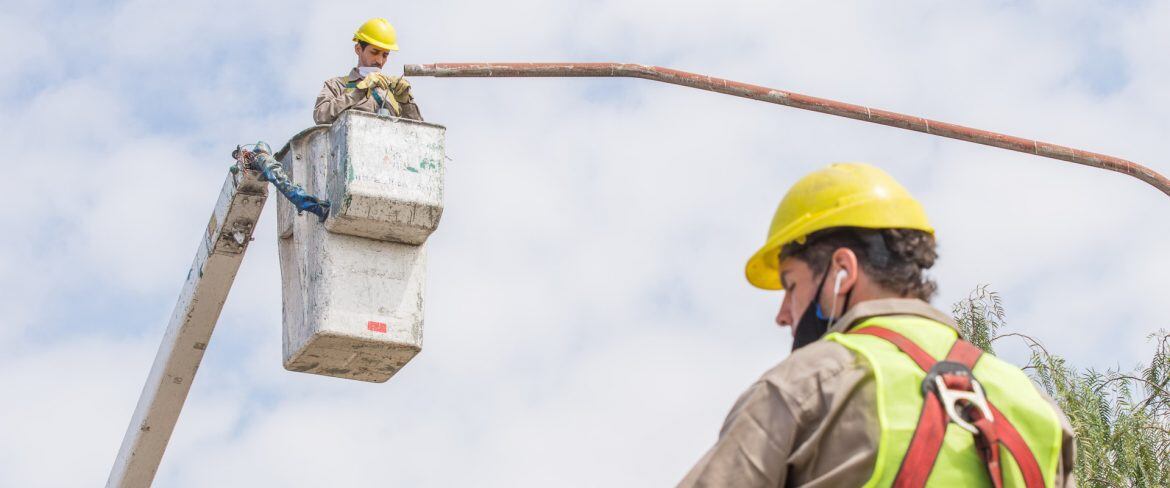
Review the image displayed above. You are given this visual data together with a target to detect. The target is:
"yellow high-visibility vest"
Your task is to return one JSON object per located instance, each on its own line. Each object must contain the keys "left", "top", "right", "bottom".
{"left": 825, "top": 315, "right": 1064, "bottom": 487}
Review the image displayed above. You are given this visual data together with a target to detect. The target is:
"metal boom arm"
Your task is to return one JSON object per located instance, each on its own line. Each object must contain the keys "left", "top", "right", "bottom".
{"left": 107, "top": 169, "right": 267, "bottom": 487}
{"left": 405, "top": 62, "right": 1170, "bottom": 197}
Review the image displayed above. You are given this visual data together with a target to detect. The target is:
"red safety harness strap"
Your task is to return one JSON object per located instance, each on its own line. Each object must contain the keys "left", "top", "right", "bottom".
{"left": 893, "top": 390, "right": 948, "bottom": 487}
{"left": 989, "top": 404, "right": 1047, "bottom": 488}
{"left": 852, "top": 326, "right": 937, "bottom": 370}
{"left": 849, "top": 326, "right": 1045, "bottom": 488}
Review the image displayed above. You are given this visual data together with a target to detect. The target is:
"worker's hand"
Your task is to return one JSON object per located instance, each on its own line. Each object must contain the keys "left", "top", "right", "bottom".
{"left": 386, "top": 76, "right": 413, "bottom": 102}
{"left": 356, "top": 72, "right": 392, "bottom": 91}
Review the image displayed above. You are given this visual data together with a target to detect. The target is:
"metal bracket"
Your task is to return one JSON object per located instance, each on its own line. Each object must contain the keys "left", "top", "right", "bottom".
{"left": 215, "top": 220, "right": 255, "bottom": 254}
{"left": 923, "top": 360, "right": 994, "bottom": 434}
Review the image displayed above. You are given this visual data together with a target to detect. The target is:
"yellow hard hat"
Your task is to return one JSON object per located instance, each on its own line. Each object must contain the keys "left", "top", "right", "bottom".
{"left": 745, "top": 163, "right": 933, "bottom": 290}
{"left": 353, "top": 18, "right": 399, "bottom": 51}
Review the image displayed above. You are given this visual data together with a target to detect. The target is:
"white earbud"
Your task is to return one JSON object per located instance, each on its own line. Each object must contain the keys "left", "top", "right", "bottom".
{"left": 833, "top": 269, "right": 848, "bottom": 295}
{"left": 826, "top": 268, "right": 849, "bottom": 327}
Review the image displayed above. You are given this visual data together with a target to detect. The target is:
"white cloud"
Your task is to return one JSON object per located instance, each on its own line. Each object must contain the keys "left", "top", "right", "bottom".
{"left": 0, "top": 1, "right": 1167, "bottom": 486}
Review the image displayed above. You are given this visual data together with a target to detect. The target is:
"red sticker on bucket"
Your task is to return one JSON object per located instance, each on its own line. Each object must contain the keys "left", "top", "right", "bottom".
{"left": 367, "top": 321, "right": 388, "bottom": 333}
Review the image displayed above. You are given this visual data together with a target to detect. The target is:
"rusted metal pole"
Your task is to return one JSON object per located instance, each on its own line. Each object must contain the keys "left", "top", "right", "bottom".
{"left": 405, "top": 62, "right": 1170, "bottom": 197}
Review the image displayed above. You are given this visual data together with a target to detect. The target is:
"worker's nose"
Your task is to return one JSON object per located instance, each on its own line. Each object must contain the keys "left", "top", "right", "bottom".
{"left": 775, "top": 292, "right": 793, "bottom": 328}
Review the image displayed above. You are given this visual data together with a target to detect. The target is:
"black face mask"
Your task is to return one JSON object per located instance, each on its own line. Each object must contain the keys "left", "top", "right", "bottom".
{"left": 792, "top": 264, "right": 854, "bottom": 351}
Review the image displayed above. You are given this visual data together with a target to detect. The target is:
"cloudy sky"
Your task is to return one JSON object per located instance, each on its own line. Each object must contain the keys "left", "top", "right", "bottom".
{"left": 1, "top": 1, "right": 1167, "bottom": 486}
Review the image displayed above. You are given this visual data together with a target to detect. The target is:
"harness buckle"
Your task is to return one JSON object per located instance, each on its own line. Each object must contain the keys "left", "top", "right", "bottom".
{"left": 923, "top": 361, "right": 994, "bottom": 434}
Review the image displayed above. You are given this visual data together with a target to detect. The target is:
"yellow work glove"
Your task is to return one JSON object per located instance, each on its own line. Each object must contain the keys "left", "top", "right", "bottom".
{"left": 386, "top": 76, "right": 413, "bottom": 103}
{"left": 355, "top": 73, "right": 375, "bottom": 90}
{"left": 355, "top": 72, "right": 391, "bottom": 90}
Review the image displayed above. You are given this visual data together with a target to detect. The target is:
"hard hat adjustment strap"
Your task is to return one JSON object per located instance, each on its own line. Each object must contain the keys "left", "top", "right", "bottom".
{"left": 857, "top": 230, "right": 892, "bottom": 267}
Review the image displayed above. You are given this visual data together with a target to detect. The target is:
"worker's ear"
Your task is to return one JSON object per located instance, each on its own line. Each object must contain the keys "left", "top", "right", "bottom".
{"left": 354, "top": 43, "right": 362, "bottom": 56}
{"left": 830, "top": 248, "right": 859, "bottom": 295}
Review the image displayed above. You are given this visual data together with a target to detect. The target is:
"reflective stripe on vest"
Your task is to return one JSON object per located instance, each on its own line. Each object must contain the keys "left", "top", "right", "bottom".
{"left": 825, "top": 316, "right": 1064, "bottom": 487}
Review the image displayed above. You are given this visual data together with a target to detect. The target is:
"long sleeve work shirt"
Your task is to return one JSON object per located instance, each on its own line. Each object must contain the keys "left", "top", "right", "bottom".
{"left": 313, "top": 67, "right": 423, "bottom": 125}
{"left": 678, "top": 298, "right": 1077, "bottom": 487}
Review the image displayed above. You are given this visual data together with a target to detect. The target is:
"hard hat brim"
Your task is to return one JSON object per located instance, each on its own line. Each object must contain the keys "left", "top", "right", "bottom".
{"left": 743, "top": 195, "right": 933, "bottom": 291}
{"left": 744, "top": 238, "right": 786, "bottom": 291}
{"left": 353, "top": 33, "right": 400, "bottom": 51}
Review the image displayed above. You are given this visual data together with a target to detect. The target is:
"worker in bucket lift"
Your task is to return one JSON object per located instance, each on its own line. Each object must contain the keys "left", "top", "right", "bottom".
{"left": 679, "top": 163, "right": 1076, "bottom": 487}
{"left": 313, "top": 18, "right": 423, "bottom": 125}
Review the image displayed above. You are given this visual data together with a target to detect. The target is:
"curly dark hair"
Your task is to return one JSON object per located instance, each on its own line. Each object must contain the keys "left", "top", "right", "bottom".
{"left": 779, "top": 227, "right": 938, "bottom": 301}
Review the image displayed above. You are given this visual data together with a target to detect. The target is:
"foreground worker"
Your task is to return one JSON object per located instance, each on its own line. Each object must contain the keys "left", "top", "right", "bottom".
{"left": 679, "top": 163, "right": 1076, "bottom": 487}
{"left": 313, "top": 18, "right": 422, "bottom": 124}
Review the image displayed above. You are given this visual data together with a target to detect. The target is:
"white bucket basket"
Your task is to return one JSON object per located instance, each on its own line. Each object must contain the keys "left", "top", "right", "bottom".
{"left": 275, "top": 111, "right": 446, "bottom": 382}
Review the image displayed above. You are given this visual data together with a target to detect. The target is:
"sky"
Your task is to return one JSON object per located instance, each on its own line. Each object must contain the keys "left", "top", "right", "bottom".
{"left": 1, "top": 1, "right": 1168, "bottom": 486}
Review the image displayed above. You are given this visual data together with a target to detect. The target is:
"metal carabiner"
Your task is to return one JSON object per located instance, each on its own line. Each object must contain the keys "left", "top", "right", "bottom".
{"left": 934, "top": 375, "right": 995, "bottom": 434}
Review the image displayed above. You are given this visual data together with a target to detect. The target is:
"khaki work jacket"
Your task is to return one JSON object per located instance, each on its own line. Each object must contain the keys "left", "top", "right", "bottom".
{"left": 313, "top": 68, "right": 423, "bottom": 125}
{"left": 678, "top": 298, "right": 1077, "bottom": 488}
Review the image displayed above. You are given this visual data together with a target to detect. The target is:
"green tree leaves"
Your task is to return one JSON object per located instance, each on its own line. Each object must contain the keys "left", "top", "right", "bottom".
{"left": 954, "top": 287, "right": 1170, "bottom": 487}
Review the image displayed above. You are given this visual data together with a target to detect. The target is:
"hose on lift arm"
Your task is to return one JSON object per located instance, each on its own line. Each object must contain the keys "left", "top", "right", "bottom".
{"left": 232, "top": 142, "right": 330, "bottom": 222}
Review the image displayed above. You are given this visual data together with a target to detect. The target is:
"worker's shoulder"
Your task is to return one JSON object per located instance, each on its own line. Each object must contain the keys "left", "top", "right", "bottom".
{"left": 758, "top": 340, "right": 867, "bottom": 398}
{"left": 321, "top": 74, "right": 352, "bottom": 87}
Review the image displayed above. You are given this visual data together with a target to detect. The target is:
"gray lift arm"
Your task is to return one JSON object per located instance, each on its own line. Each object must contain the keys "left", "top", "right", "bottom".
{"left": 106, "top": 168, "right": 267, "bottom": 488}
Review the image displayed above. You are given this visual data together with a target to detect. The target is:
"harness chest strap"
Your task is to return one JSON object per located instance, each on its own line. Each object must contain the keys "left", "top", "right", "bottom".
{"left": 849, "top": 326, "right": 1046, "bottom": 488}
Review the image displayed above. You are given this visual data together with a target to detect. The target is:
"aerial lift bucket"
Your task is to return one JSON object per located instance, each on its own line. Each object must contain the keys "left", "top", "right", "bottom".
{"left": 275, "top": 111, "right": 446, "bottom": 382}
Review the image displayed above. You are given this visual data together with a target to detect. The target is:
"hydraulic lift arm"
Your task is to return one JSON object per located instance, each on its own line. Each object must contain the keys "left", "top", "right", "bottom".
{"left": 107, "top": 133, "right": 409, "bottom": 486}
{"left": 405, "top": 62, "right": 1170, "bottom": 197}
{"left": 107, "top": 167, "right": 267, "bottom": 488}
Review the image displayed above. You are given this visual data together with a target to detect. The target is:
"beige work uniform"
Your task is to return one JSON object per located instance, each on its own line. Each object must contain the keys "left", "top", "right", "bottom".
{"left": 679, "top": 298, "right": 1077, "bottom": 487}
{"left": 313, "top": 68, "right": 423, "bottom": 125}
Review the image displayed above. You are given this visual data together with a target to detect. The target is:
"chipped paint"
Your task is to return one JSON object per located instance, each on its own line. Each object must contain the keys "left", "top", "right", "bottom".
{"left": 276, "top": 111, "right": 444, "bottom": 383}
{"left": 108, "top": 169, "right": 268, "bottom": 488}
{"left": 324, "top": 111, "right": 447, "bottom": 244}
